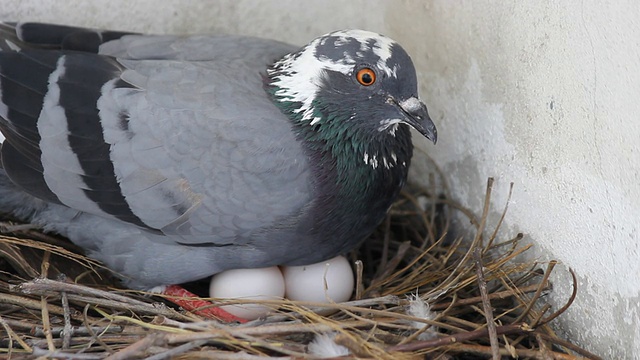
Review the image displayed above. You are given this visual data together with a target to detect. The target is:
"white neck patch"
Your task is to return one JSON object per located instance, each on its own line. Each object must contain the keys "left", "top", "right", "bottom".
{"left": 268, "top": 40, "right": 350, "bottom": 124}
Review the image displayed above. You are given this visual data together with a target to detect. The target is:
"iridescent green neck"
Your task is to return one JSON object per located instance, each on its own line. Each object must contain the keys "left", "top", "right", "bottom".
{"left": 267, "top": 88, "right": 413, "bottom": 200}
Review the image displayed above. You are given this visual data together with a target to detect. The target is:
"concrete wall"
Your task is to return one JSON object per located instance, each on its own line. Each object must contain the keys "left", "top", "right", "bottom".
{"left": 1, "top": 0, "right": 637, "bottom": 357}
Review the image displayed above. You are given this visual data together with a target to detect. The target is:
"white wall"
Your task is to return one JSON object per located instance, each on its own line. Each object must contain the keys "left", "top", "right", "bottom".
{"left": 408, "top": 2, "right": 640, "bottom": 357}
{"left": 1, "top": 0, "right": 638, "bottom": 357}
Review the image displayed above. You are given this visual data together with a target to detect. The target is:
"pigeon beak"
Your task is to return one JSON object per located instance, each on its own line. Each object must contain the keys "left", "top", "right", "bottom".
{"left": 395, "top": 96, "right": 438, "bottom": 144}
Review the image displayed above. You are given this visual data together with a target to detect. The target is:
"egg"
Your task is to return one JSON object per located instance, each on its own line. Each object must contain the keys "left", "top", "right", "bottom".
{"left": 281, "top": 255, "right": 354, "bottom": 303}
{"left": 209, "top": 266, "right": 285, "bottom": 320}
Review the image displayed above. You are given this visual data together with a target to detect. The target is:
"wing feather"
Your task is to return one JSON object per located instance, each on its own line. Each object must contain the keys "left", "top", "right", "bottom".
{"left": 0, "top": 23, "right": 313, "bottom": 245}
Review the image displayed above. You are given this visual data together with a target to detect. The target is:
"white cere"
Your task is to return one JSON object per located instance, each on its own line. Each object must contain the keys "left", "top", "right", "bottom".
{"left": 399, "top": 97, "right": 423, "bottom": 113}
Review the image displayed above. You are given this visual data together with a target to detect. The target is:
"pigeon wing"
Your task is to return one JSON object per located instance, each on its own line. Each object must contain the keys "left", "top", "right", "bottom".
{"left": 0, "top": 23, "right": 312, "bottom": 245}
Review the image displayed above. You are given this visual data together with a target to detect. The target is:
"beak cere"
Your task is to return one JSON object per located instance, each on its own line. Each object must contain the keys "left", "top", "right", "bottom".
{"left": 397, "top": 97, "right": 438, "bottom": 144}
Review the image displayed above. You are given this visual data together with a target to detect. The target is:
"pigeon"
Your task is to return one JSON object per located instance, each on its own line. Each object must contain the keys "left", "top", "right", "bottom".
{"left": 0, "top": 22, "right": 436, "bottom": 311}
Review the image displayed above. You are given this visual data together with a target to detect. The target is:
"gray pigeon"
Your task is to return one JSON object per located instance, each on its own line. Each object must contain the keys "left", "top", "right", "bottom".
{"left": 0, "top": 22, "right": 437, "bottom": 290}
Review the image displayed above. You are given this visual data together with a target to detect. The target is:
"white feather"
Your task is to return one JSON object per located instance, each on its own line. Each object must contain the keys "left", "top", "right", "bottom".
{"left": 308, "top": 332, "right": 350, "bottom": 358}
{"left": 406, "top": 293, "right": 438, "bottom": 341}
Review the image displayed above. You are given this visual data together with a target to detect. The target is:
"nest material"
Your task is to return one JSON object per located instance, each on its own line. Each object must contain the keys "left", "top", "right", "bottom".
{"left": 0, "top": 174, "right": 601, "bottom": 359}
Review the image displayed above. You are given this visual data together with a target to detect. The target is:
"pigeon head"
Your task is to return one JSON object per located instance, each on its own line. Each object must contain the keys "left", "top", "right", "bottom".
{"left": 266, "top": 29, "right": 437, "bottom": 148}
{"left": 266, "top": 30, "right": 437, "bottom": 247}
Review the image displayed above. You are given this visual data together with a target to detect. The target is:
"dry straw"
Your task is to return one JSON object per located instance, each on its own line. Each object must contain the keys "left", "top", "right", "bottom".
{"left": 0, "top": 168, "right": 601, "bottom": 359}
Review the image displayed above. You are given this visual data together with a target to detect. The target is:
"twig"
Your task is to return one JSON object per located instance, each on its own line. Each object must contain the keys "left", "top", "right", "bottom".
{"left": 40, "top": 296, "right": 56, "bottom": 352}
{"left": 368, "top": 241, "right": 412, "bottom": 289}
{"left": 401, "top": 190, "right": 436, "bottom": 248}
{"left": 334, "top": 332, "right": 371, "bottom": 358}
{"left": 144, "top": 339, "right": 207, "bottom": 360}
{"left": 67, "top": 293, "right": 186, "bottom": 319}
{"left": 475, "top": 177, "right": 494, "bottom": 249}
{"left": 13, "top": 278, "right": 149, "bottom": 306}
{"left": 82, "top": 304, "right": 116, "bottom": 355}
{"left": 514, "top": 260, "right": 557, "bottom": 323}
{"left": 0, "top": 241, "right": 39, "bottom": 278}
{"left": 0, "top": 313, "right": 34, "bottom": 354}
{"left": 537, "top": 333, "right": 603, "bottom": 360}
{"left": 511, "top": 301, "right": 552, "bottom": 349}
{"left": 354, "top": 260, "right": 364, "bottom": 300}
{"left": 233, "top": 332, "right": 307, "bottom": 358}
{"left": 163, "top": 319, "right": 394, "bottom": 345}
{"left": 446, "top": 343, "right": 592, "bottom": 360}
{"left": 194, "top": 351, "right": 292, "bottom": 359}
{"left": 388, "top": 323, "right": 531, "bottom": 352}
{"left": 473, "top": 247, "right": 499, "bottom": 360}
{"left": 104, "top": 333, "right": 167, "bottom": 360}
{"left": 38, "top": 251, "right": 56, "bottom": 353}
{"left": 29, "top": 324, "right": 124, "bottom": 338}
{"left": 539, "top": 268, "right": 578, "bottom": 325}
{"left": 0, "top": 292, "right": 84, "bottom": 321}
{"left": 21, "top": 334, "right": 144, "bottom": 350}
{"left": 430, "top": 283, "right": 548, "bottom": 310}
{"left": 11, "top": 278, "right": 192, "bottom": 320}
{"left": 536, "top": 333, "right": 553, "bottom": 359}
{"left": 0, "top": 317, "right": 13, "bottom": 358}
{"left": 485, "top": 182, "right": 514, "bottom": 251}
{"left": 190, "top": 350, "right": 290, "bottom": 360}
{"left": 427, "top": 178, "right": 494, "bottom": 299}
{"left": 61, "top": 291, "right": 72, "bottom": 349}
{"left": 31, "top": 347, "right": 105, "bottom": 359}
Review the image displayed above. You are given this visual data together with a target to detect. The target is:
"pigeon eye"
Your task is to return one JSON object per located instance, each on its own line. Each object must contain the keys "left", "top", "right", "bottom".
{"left": 356, "top": 68, "right": 376, "bottom": 86}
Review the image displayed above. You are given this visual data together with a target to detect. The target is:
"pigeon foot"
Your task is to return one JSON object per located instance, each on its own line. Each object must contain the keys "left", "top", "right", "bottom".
{"left": 163, "top": 284, "right": 248, "bottom": 323}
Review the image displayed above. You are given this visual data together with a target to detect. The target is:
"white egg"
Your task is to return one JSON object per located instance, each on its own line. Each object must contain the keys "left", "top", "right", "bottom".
{"left": 209, "top": 266, "right": 285, "bottom": 320}
{"left": 281, "top": 255, "right": 354, "bottom": 303}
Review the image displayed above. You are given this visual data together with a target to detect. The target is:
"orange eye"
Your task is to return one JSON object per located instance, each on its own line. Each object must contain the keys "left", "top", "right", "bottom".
{"left": 356, "top": 68, "right": 376, "bottom": 86}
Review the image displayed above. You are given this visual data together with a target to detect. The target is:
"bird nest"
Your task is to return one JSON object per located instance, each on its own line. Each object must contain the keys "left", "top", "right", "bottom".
{"left": 0, "top": 169, "right": 601, "bottom": 359}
